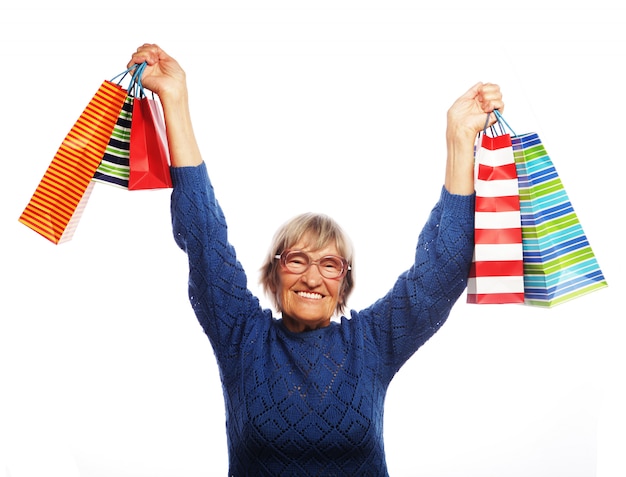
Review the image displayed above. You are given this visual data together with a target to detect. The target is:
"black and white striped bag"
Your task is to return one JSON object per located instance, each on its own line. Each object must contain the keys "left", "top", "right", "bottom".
{"left": 92, "top": 95, "right": 133, "bottom": 189}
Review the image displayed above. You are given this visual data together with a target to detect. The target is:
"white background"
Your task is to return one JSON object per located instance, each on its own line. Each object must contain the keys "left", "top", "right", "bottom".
{"left": 1, "top": 1, "right": 623, "bottom": 476}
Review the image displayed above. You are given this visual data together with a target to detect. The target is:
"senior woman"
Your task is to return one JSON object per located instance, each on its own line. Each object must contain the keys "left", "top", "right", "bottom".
{"left": 129, "top": 44, "right": 503, "bottom": 476}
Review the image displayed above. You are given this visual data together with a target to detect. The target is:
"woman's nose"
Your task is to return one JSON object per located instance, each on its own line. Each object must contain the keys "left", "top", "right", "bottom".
{"left": 300, "top": 264, "right": 323, "bottom": 287}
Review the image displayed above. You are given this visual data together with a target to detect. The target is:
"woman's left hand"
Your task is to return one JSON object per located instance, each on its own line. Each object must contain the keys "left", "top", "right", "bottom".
{"left": 446, "top": 82, "right": 504, "bottom": 142}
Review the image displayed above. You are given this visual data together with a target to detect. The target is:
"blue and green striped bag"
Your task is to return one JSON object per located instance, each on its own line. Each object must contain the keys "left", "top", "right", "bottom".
{"left": 510, "top": 128, "right": 608, "bottom": 307}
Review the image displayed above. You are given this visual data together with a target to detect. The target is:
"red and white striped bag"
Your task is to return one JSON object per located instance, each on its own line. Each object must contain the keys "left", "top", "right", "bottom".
{"left": 467, "top": 126, "right": 525, "bottom": 304}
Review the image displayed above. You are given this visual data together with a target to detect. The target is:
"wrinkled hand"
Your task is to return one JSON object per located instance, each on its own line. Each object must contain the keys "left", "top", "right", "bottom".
{"left": 443, "top": 82, "right": 504, "bottom": 194}
{"left": 127, "top": 44, "right": 187, "bottom": 102}
{"left": 446, "top": 82, "right": 504, "bottom": 142}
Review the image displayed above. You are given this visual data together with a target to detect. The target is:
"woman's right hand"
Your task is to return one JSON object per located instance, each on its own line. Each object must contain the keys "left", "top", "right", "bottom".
{"left": 128, "top": 44, "right": 203, "bottom": 168}
{"left": 127, "top": 43, "right": 187, "bottom": 103}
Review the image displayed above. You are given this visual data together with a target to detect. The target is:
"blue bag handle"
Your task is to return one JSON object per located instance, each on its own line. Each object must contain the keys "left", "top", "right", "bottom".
{"left": 129, "top": 62, "right": 148, "bottom": 98}
{"left": 482, "top": 111, "right": 502, "bottom": 137}
{"left": 108, "top": 62, "right": 149, "bottom": 98}
{"left": 130, "top": 62, "right": 157, "bottom": 99}
{"left": 488, "top": 109, "right": 517, "bottom": 137}
{"left": 111, "top": 63, "right": 140, "bottom": 85}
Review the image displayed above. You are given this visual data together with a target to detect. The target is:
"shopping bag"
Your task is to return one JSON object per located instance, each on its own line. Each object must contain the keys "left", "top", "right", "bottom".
{"left": 19, "top": 78, "right": 128, "bottom": 244}
{"left": 128, "top": 63, "right": 172, "bottom": 190}
{"left": 509, "top": 114, "right": 608, "bottom": 306}
{"left": 467, "top": 115, "right": 525, "bottom": 304}
{"left": 92, "top": 95, "right": 134, "bottom": 188}
{"left": 128, "top": 96, "right": 172, "bottom": 189}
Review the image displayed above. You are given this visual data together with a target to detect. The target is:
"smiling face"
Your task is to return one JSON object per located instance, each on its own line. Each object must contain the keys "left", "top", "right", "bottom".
{"left": 275, "top": 235, "right": 345, "bottom": 333}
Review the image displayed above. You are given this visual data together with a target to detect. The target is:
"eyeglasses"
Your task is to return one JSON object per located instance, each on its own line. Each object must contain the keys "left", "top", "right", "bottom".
{"left": 275, "top": 250, "right": 351, "bottom": 279}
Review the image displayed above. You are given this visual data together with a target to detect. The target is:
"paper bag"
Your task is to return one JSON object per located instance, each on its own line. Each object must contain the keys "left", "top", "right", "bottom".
{"left": 512, "top": 131, "right": 608, "bottom": 306}
{"left": 467, "top": 124, "right": 525, "bottom": 304}
{"left": 19, "top": 80, "right": 127, "bottom": 244}
{"left": 128, "top": 93, "right": 172, "bottom": 190}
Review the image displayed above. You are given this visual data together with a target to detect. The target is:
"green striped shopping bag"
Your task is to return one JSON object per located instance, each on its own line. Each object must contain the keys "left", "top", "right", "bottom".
{"left": 497, "top": 112, "right": 608, "bottom": 306}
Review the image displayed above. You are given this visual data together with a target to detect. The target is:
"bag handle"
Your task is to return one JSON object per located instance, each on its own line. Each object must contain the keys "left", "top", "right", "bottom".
{"left": 486, "top": 109, "right": 517, "bottom": 137}
{"left": 129, "top": 62, "right": 148, "bottom": 98}
{"left": 110, "top": 63, "right": 140, "bottom": 86}
{"left": 108, "top": 62, "right": 151, "bottom": 99}
{"left": 109, "top": 61, "right": 159, "bottom": 99}
{"left": 494, "top": 110, "right": 516, "bottom": 136}
{"left": 480, "top": 111, "right": 504, "bottom": 139}
{"left": 128, "top": 62, "right": 158, "bottom": 100}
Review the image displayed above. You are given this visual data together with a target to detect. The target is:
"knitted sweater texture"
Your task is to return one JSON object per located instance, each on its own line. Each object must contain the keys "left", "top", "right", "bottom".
{"left": 170, "top": 163, "right": 475, "bottom": 476}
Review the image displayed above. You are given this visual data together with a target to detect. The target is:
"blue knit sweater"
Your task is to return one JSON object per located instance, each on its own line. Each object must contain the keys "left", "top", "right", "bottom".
{"left": 170, "top": 163, "right": 475, "bottom": 476}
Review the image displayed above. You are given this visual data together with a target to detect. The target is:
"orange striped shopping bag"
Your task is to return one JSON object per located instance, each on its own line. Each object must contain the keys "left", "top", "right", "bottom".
{"left": 467, "top": 120, "right": 525, "bottom": 304}
{"left": 19, "top": 79, "right": 128, "bottom": 244}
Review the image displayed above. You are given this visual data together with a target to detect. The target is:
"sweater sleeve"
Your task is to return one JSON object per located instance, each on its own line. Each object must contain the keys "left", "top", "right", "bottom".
{"left": 357, "top": 186, "right": 475, "bottom": 379}
{"left": 169, "top": 163, "right": 266, "bottom": 365}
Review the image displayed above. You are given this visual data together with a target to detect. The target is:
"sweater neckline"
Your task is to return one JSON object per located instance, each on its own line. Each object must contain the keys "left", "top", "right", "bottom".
{"left": 276, "top": 318, "right": 339, "bottom": 339}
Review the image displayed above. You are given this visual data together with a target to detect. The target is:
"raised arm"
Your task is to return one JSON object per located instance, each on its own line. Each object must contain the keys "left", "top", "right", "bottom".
{"left": 444, "top": 82, "right": 503, "bottom": 195}
{"left": 360, "top": 82, "right": 504, "bottom": 374}
{"left": 127, "top": 44, "right": 202, "bottom": 168}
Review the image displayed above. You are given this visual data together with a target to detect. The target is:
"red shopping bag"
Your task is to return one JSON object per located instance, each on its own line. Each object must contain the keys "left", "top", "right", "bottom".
{"left": 467, "top": 121, "right": 525, "bottom": 304}
{"left": 128, "top": 94, "right": 172, "bottom": 190}
{"left": 19, "top": 79, "right": 127, "bottom": 244}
